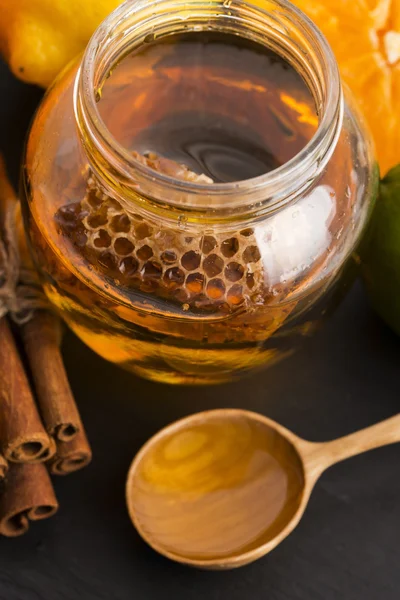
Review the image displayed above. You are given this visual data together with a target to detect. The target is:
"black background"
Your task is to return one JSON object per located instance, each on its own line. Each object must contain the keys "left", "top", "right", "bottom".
{"left": 0, "top": 59, "right": 399, "bottom": 600}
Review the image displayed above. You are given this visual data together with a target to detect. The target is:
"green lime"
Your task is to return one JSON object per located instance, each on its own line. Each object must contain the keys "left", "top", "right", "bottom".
{"left": 363, "top": 165, "right": 400, "bottom": 335}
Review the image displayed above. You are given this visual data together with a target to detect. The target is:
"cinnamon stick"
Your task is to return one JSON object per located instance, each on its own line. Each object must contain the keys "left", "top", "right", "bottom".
{"left": 0, "top": 462, "right": 58, "bottom": 537}
{"left": 49, "top": 427, "right": 92, "bottom": 475}
{"left": 22, "top": 310, "right": 84, "bottom": 442}
{"left": 0, "top": 154, "right": 52, "bottom": 465}
{"left": 0, "top": 318, "right": 55, "bottom": 463}
{"left": 0, "top": 156, "right": 85, "bottom": 443}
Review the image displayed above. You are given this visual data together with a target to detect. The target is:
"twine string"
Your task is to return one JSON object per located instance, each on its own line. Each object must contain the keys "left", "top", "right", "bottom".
{"left": 0, "top": 201, "right": 49, "bottom": 325}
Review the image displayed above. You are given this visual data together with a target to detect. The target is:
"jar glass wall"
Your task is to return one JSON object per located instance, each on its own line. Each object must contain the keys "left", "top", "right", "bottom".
{"left": 22, "top": 0, "right": 377, "bottom": 385}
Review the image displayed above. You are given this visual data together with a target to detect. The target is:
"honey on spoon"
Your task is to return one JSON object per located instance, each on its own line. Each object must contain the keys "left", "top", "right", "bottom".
{"left": 126, "top": 409, "right": 400, "bottom": 569}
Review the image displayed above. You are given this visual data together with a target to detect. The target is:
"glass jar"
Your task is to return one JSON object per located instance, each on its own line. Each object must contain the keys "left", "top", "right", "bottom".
{"left": 22, "top": 0, "right": 377, "bottom": 385}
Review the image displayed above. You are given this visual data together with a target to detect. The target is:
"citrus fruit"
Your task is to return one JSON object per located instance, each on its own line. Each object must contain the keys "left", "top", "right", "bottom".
{"left": 362, "top": 165, "right": 400, "bottom": 335}
{"left": 293, "top": 0, "right": 400, "bottom": 176}
{"left": 0, "top": 0, "right": 121, "bottom": 88}
{"left": 1, "top": 0, "right": 399, "bottom": 173}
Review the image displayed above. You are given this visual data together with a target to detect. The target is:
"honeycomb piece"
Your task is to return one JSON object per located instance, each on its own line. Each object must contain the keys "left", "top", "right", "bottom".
{"left": 200, "top": 236, "right": 217, "bottom": 254}
{"left": 114, "top": 237, "right": 134, "bottom": 256}
{"left": 110, "top": 213, "right": 131, "bottom": 233}
{"left": 203, "top": 254, "right": 224, "bottom": 278}
{"left": 55, "top": 152, "right": 270, "bottom": 313}
{"left": 136, "top": 245, "right": 153, "bottom": 260}
{"left": 221, "top": 237, "right": 239, "bottom": 258}
{"left": 132, "top": 151, "right": 214, "bottom": 184}
{"left": 164, "top": 267, "right": 185, "bottom": 289}
{"left": 161, "top": 250, "right": 177, "bottom": 265}
{"left": 207, "top": 278, "right": 226, "bottom": 300}
{"left": 225, "top": 262, "right": 244, "bottom": 282}
{"left": 186, "top": 272, "right": 205, "bottom": 294}
{"left": 120, "top": 256, "right": 139, "bottom": 276}
{"left": 181, "top": 250, "right": 201, "bottom": 271}
{"left": 243, "top": 245, "right": 261, "bottom": 263}
{"left": 93, "top": 229, "right": 112, "bottom": 248}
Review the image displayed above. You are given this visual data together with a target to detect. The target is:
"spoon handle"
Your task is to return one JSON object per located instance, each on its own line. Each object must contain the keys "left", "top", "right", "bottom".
{"left": 302, "top": 413, "right": 400, "bottom": 478}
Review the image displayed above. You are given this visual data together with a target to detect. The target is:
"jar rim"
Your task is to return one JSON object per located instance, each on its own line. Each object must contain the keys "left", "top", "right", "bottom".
{"left": 76, "top": 0, "right": 343, "bottom": 218}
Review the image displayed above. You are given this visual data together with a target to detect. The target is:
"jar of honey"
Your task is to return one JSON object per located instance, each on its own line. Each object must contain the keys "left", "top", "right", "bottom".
{"left": 22, "top": 0, "right": 377, "bottom": 384}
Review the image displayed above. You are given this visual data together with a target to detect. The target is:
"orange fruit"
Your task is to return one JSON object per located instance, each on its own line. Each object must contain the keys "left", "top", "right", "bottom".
{"left": 292, "top": 0, "right": 400, "bottom": 176}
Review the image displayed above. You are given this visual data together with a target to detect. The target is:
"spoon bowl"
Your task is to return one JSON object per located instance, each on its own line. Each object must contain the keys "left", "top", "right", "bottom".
{"left": 126, "top": 409, "right": 400, "bottom": 569}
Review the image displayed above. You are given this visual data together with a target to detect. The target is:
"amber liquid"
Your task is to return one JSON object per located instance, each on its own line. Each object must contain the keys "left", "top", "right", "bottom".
{"left": 23, "top": 31, "right": 355, "bottom": 384}
{"left": 128, "top": 412, "right": 304, "bottom": 562}
{"left": 98, "top": 32, "right": 318, "bottom": 180}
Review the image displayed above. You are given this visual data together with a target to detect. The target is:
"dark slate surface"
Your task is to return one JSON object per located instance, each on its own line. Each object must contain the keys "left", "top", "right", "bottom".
{"left": 0, "top": 59, "right": 399, "bottom": 600}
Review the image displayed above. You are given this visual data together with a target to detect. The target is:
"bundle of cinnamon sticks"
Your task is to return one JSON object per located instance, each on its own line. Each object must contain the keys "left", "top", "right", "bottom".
{"left": 0, "top": 156, "right": 92, "bottom": 537}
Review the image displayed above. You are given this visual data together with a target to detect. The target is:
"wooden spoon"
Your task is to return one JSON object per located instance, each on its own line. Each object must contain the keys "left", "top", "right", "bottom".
{"left": 126, "top": 409, "right": 399, "bottom": 570}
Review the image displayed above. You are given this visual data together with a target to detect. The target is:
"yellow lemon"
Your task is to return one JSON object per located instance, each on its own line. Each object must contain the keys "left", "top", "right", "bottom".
{"left": 0, "top": 0, "right": 121, "bottom": 87}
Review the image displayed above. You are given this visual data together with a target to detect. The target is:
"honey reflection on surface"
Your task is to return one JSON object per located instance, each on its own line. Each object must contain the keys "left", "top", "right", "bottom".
{"left": 128, "top": 414, "right": 304, "bottom": 561}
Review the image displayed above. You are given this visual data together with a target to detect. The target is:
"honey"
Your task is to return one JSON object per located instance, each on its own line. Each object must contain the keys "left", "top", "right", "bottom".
{"left": 97, "top": 32, "right": 318, "bottom": 181}
{"left": 128, "top": 412, "right": 304, "bottom": 562}
{"left": 22, "top": 0, "right": 377, "bottom": 385}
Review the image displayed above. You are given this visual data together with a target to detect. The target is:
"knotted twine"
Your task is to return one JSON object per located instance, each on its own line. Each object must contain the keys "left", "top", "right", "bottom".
{"left": 0, "top": 181, "right": 49, "bottom": 325}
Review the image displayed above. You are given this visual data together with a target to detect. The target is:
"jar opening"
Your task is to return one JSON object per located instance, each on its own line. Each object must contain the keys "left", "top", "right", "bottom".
{"left": 76, "top": 0, "right": 342, "bottom": 220}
